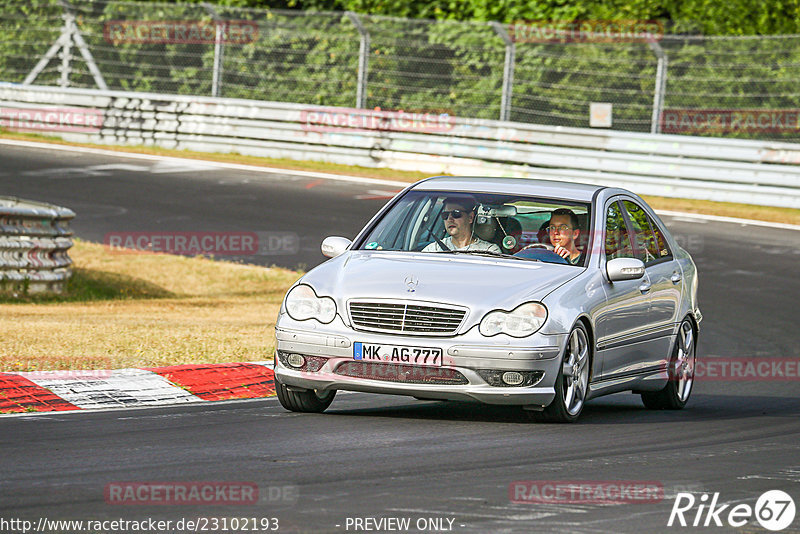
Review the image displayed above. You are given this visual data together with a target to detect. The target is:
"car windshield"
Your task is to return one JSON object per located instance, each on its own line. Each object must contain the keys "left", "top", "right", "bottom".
{"left": 356, "top": 190, "right": 591, "bottom": 266}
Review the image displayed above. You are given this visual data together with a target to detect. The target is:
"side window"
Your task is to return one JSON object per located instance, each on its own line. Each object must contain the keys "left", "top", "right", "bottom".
{"left": 648, "top": 215, "right": 673, "bottom": 260}
{"left": 622, "top": 200, "right": 659, "bottom": 263}
{"left": 605, "top": 202, "right": 633, "bottom": 260}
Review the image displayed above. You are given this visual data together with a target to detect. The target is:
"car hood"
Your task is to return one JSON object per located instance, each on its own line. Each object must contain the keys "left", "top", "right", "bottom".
{"left": 299, "top": 251, "right": 582, "bottom": 320}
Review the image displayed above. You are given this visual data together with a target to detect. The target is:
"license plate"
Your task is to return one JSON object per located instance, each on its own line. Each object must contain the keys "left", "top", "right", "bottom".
{"left": 353, "top": 342, "right": 443, "bottom": 367}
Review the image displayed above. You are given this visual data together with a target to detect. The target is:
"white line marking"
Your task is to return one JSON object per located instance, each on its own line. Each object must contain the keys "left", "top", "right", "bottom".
{"left": 149, "top": 160, "right": 216, "bottom": 174}
{"left": 1, "top": 137, "right": 796, "bottom": 230}
{"left": 669, "top": 217, "right": 708, "bottom": 224}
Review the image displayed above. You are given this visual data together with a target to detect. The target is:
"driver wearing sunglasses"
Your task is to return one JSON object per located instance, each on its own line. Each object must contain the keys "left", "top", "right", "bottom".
{"left": 422, "top": 197, "right": 501, "bottom": 253}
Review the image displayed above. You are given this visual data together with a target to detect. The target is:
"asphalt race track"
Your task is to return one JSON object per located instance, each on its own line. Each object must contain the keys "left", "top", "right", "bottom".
{"left": 1, "top": 142, "right": 799, "bottom": 533}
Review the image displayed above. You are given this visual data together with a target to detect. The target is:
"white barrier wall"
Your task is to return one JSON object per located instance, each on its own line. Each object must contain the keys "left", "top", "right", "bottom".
{"left": 1, "top": 83, "right": 799, "bottom": 208}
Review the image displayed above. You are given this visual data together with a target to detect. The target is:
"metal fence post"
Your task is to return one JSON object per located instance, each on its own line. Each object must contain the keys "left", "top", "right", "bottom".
{"left": 346, "top": 11, "right": 369, "bottom": 109}
{"left": 490, "top": 21, "right": 515, "bottom": 122}
{"left": 59, "top": 12, "right": 74, "bottom": 87}
{"left": 649, "top": 40, "right": 668, "bottom": 134}
{"left": 204, "top": 3, "right": 224, "bottom": 98}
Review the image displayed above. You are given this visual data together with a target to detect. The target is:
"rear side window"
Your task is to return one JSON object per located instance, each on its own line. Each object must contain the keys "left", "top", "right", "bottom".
{"left": 622, "top": 200, "right": 672, "bottom": 264}
{"left": 650, "top": 217, "right": 672, "bottom": 260}
{"left": 622, "top": 200, "right": 659, "bottom": 263}
{"left": 605, "top": 202, "right": 633, "bottom": 260}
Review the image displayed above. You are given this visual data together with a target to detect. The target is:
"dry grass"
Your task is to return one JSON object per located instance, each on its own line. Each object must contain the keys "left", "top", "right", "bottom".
{"left": 641, "top": 196, "right": 800, "bottom": 226}
{"left": 0, "top": 240, "right": 301, "bottom": 372}
{"left": 2, "top": 130, "right": 798, "bottom": 225}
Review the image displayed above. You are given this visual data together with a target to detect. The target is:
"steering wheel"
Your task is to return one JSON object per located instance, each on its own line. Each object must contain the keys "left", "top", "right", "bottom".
{"left": 523, "top": 243, "right": 553, "bottom": 251}
{"left": 513, "top": 243, "right": 569, "bottom": 264}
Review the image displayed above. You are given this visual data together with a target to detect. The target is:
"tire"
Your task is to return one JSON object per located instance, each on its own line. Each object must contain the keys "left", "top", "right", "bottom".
{"left": 532, "top": 322, "right": 590, "bottom": 423}
{"left": 275, "top": 375, "right": 336, "bottom": 413}
{"left": 641, "top": 318, "right": 696, "bottom": 410}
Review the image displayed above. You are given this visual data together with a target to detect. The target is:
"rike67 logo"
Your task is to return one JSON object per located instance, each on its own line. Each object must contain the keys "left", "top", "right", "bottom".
{"left": 668, "top": 490, "right": 796, "bottom": 531}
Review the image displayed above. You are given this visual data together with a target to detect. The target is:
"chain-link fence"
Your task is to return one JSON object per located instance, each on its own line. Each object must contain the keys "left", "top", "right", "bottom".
{"left": 1, "top": 0, "right": 799, "bottom": 140}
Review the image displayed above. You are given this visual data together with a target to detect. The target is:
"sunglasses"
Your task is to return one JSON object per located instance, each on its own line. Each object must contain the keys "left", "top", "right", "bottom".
{"left": 440, "top": 210, "right": 466, "bottom": 220}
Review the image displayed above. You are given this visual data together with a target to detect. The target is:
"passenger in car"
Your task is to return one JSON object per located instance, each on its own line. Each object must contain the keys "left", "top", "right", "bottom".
{"left": 548, "top": 208, "right": 585, "bottom": 265}
{"left": 422, "top": 196, "right": 501, "bottom": 253}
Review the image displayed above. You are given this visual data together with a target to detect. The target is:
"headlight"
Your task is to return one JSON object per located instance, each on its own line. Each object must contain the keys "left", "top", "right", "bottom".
{"left": 285, "top": 284, "right": 336, "bottom": 324}
{"left": 479, "top": 302, "right": 547, "bottom": 337}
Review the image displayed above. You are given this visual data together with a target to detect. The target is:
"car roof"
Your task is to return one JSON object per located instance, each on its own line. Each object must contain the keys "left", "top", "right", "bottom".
{"left": 411, "top": 176, "right": 607, "bottom": 203}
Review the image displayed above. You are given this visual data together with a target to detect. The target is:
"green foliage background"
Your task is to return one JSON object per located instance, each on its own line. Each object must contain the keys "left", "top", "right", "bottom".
{"left": 155, "top": 0, "right": 800, "bottom": 36}
{"left": 0, "top": 0, "right": 798, "bottom": 139}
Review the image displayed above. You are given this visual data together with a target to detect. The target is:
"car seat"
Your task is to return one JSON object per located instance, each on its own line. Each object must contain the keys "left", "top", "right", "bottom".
{"left": 473, "top": 215, "right": 498, "bottom": 244}
{"left": 537, "top": 220, "right": 551, "bottom": 245}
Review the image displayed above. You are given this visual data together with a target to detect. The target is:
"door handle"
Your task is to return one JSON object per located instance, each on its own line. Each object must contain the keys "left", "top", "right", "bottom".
{"left": 639, "top": 282, "right": 651, "bottom": 293}
{"left": 671, "top": 272, "right": 682, "bottom": 284}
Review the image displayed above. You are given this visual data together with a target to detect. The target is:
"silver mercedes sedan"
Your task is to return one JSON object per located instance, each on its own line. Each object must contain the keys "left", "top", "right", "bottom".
{"left": 273, "top": 177, "right": 701, "bottom": 422}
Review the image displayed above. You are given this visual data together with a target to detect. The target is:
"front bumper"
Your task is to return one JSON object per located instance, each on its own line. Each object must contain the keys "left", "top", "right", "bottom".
{"left": 274, "top": 319, "right": 567, "bottom": 407}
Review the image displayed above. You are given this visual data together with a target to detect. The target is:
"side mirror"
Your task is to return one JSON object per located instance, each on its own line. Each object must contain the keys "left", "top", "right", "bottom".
{"left": 606, "top": 257, "right": 645, "bottom": 282}
{"left": 321, "top": 236, "right": 352, "bottom": 258}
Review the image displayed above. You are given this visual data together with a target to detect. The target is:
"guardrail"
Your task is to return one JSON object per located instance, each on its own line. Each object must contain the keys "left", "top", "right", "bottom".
{"left": 0, "top": 196, "right": 74, "bottom": 294}
{"left": 1, "top": 83, "right": 799, "bottom": 208}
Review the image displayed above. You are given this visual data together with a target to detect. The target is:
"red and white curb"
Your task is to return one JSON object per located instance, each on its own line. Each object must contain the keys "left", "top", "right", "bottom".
{"left": 0, "top": 362, "right": 275, "bottom": 414}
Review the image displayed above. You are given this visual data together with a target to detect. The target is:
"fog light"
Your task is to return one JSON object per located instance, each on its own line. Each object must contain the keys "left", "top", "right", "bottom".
{"left": 287, "top": 353, "right": 305, "bottom": 368}
{"left": 476, "top": 369, "right": 546, "bottom": 387}
{"left": 502, "top": 371, "right": 524, "bottom": 386}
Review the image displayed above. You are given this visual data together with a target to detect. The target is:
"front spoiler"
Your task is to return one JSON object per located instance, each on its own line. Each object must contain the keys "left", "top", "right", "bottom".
{"left": 274, "top": 364, "right": 558, "bottom": 407}
{"left": 274, "top": 323, "right": 567, "bottom": 407}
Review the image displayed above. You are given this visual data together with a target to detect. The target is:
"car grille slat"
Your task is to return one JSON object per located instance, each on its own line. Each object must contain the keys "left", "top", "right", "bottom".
{"left": 405, "top": 311, "right": 462, "bottom": 320}
{"left": 350, "top": 311, "right": 405, "bottom": 319}
{"left": 348, "top": 300, "right": 467, "bottom": 336}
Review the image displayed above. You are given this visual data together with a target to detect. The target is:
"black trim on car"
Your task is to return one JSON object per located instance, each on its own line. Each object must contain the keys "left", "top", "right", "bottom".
{"left": 590, "top": 365, "right": 668, "bottom": 384}
{"left": 596, "top": 323, "right": 676, "bottom": 351}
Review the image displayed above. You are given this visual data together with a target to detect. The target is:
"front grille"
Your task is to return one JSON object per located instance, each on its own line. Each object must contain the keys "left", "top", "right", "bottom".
{"left": 348, "top": 300, "right": 467, "bottom": 336}
{"left": 334, "top": 361, "right": 468, "bottom": 385}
